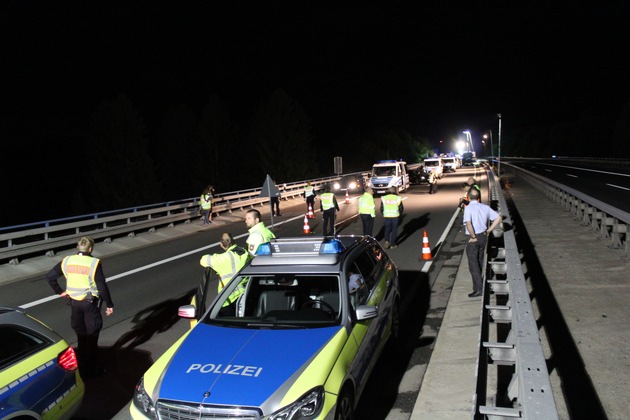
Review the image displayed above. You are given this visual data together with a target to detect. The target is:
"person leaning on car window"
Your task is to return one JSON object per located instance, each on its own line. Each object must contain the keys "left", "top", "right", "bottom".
{"left": 46, "top": 236, "right": 114, "bottom": 380}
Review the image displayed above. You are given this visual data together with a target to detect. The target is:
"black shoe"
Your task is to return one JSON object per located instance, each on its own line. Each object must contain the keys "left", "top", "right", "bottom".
{"left": 468, "top": 291, "right": 482, "bottom": 298}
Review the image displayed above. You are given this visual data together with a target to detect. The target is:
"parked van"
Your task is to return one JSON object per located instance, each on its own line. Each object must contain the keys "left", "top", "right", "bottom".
{"left": 423, "top": 157, "right": 444, "bottom": 179}
{"left": 442, "top": 156, "right": 458, "bottom": 172}
{"left": 367, "top": 160, "right": 410, "bottom": 194}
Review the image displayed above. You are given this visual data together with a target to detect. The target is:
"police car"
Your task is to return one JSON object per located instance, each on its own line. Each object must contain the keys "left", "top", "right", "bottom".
{"left": 0, "top": 305, "right": 85, "bottom": 419}
{"left": 131, "top": 236, "right": 400, "bottom": 420}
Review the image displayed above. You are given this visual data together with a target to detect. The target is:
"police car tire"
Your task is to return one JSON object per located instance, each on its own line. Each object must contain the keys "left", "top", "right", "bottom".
{"left": 335, "top": 385, "right": 355, "bottom": 420}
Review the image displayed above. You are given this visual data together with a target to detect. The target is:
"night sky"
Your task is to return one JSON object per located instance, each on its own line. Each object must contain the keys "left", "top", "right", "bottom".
{"left": 2, "top": 2, "right": 629, "bottom": 224}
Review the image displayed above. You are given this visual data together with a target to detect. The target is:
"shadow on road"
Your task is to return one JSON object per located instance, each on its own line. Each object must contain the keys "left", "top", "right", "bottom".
{"left": 73, "top": 290, "right": 195, "bottom": 419}
{"left": 356, "top": 269, "right": 432, "bottom": 419}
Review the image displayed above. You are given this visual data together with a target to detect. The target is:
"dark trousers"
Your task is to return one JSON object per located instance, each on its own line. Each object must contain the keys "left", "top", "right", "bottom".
{"left": 383, "top": 217, "right": 399, "bottom": 245}
{"left": 429, "top": 182, "right": 437, "bottom": 194}
{"left": 306, "top": 196, "right": 315, "bottom": 212}
{"left": 323, "top": 209, "right": 336, "bottom": 236}
{"left": 271, "top": 197, "right": 280, "bottom": 215}
{"left": 360, "top": 214, "right": 374, "bottom": 236}
{"left": 70, "top": 299, "right": 103, "bottom": 376}
{"left": 466, "top": 234, "right": 488, "bottom": 293}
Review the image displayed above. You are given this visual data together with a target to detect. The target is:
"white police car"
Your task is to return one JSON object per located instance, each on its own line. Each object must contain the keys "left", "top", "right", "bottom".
{"left": 131, "top": 236, "right": 400, "bottom": 420}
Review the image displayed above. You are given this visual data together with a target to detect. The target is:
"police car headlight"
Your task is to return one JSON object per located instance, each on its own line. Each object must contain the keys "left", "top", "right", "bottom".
{"left": 133, "top": 377, "right": 157, "bottom": 419}
{"left": 349, "top": 181, "right": 357, "bottom": 189}
{"left": 269, "top": 386, "right": 324, "bottom": 420}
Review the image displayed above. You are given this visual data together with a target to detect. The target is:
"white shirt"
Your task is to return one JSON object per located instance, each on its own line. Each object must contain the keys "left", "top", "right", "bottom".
{"left": 463, "top": 200, "right": 500, "bottom": 235}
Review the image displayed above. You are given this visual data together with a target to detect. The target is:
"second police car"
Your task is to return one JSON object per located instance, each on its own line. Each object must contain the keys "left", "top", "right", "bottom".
{"left": 131, "top": 236, "right": 400, "bottom": 420}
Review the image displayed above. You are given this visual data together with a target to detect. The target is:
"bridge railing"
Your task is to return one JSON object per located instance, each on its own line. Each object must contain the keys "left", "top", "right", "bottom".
{"left": 503, "top": 163, "right": 629, "bottom": 258}
{"left": 0, "top": 175, "right": 346, "bottom": 264}
{"left": 474, "top": 167, "right": 560, "bottom": 419}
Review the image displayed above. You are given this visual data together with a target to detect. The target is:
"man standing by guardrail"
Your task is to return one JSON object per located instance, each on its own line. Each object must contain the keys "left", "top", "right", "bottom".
{"left": 463, "top": 188, "right": 502, "bottom": 297}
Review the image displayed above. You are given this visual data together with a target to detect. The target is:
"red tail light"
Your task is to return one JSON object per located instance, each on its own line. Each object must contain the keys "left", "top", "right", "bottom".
{"left": 57, "top": 346, "right": 79, "bottom": 372}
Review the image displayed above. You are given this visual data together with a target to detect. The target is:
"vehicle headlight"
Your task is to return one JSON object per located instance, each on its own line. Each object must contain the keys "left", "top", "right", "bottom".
{"left": 269, "top": 386, "right": 325, "bottom": 420}
{"left": 349, "top": 181, "right": 357, "bottom": 189}
{"left": 333, "top": 182, "right": 341, "bottom": 190}
{"left": 133, "top": 377, "right": 157, "bottom": 419}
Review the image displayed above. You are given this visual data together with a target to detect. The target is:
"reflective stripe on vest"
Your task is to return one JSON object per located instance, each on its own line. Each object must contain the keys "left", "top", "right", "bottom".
{"left": 382, "top": 195, "right": 401, "bottom": 218}
{"left": 304, "top": 186, "right": 314, "bottom": 197}
{"left": 321, "top": 193, "right": 334, "bottom": 210}
{"left": 62, "top": 254, "right": 99, "bottom": 300}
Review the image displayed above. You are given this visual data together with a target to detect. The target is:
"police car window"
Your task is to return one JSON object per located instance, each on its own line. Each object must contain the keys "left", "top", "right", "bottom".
{"left": 351, "top": 251, "right": 378, "bottom": 290}
{"left": 0, "top": 326, "right": 48, "bottom": 369}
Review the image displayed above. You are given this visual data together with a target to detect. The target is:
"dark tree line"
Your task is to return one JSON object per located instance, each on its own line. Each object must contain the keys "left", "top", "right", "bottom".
{"left": 63, "top": 89, "right": 430, "bottom": 218}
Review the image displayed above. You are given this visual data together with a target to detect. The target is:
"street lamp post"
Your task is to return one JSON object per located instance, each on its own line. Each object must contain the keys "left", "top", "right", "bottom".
{"left": 497, "top": 114, "right": 502, "bottom": 176}
{"left": 483, "top": 130, "right": 494, "bottom": 165}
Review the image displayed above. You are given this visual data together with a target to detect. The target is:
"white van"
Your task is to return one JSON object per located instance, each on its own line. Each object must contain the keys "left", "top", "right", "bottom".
{"left": 442, "top": 156, "right": 458, "bottom": 172}
{"left": 367, "top": 160, "right": 410, "bottom": 194}
{"left": 423, "top": 157, "right": 444, "bottom": 179}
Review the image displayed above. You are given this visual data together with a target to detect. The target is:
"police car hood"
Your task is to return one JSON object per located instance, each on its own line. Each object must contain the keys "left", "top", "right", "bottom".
{"left": 158, "top": 323, "right": 342, "bottom": 406}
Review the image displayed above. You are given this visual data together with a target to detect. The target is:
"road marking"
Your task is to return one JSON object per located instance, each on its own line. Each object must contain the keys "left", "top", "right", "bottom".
{"left": 566, "top": 174, "right": 578, "bottom": 178}
{"left": 606, "top": 183, "right": 630, "bottom": 191}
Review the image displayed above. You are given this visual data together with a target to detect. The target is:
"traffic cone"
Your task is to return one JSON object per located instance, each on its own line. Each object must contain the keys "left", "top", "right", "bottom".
{"left": 307, "top": 204, "right": 315, "bottom": 219}
{"left": 421, "top": 230, "right": 432, "bottom": 260}
{"left": 303, "top": 215, "right": 311, "bottom": 234}
{"left": 345, "top": 190, "right": 350, "bottom": 204}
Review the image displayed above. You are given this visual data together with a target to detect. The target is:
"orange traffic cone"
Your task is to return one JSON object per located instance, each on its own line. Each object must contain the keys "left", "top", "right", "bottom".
{"left": 303, "top": 215, "right": 311, "bottom": 234}
{"left": 421, "top": 230, "right": 432, "bottom": 260}
{"left": 345, "top": 190, "right": 350, "bottom": 204}
{"left": 307, "top": 203, "right": 315, "bottom": 219}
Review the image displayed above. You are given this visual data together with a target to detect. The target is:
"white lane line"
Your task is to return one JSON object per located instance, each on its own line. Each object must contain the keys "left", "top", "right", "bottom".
{"left": 421, "top": 207, "right": 461, "bottom": 273}
{"left": 20, "top": 219, "right": 310, "bottom": 309}
{"left": 606, "top": 183, "right": 630, "bottom": 191}
{"left": 566, "top": 174, "right": 578, "bottom": 178}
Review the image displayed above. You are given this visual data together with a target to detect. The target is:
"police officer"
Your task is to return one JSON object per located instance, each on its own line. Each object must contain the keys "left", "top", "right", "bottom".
{"left": 47, "top": 236, "right": 114, "bottom": 380}
{"left": 200, "top": 233, "right": 251, "bottom": 313}
{"left": 320, "top": 185, "right": 340, "bottom": 236}
{"left": 381, "top": 187, "right": 404, "bottom": 249}
{"left": 428, "top": 171, "right": 437, "bottom": 194}
{"left": 200, "top": 186, "right": 213, "bottom": 224}
{"left": 358, "top": 187, "right": 376, "bottom": 236}
{"left": 245, "top": 209, "right": 276, "bottom": 256}
{"left": 459, "top": 177, "right": 481, "bottom": 208}
{"left": 304, "top": 181, "right": 316, "bottom": 212}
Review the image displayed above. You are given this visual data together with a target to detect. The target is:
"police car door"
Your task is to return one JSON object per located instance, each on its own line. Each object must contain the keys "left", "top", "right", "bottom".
{"left": 346, "top": 244, "right": 394, "bottom": 393}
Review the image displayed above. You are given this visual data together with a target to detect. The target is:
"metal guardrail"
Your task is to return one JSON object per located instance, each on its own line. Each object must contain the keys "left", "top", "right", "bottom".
{"left": 504, "top": 163, "right": 629, "bottom": 258}
{"left": 0, "top": 176, "right": 345, "bottom": 264}
{"left": 474, "top": 168, "right": 559, "bottom": 419}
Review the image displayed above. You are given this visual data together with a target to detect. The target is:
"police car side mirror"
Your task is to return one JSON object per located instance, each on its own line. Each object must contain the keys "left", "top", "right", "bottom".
{"left": 355, "top": 305, "right": 378, "bottom": 321}
{"left": 178, "top": 305, "right": 196, "bottom": 319}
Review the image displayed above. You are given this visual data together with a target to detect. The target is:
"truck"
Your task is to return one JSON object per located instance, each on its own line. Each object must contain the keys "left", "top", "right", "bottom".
{"left": 367, "top": 160, "right": 410, "bottom": 195}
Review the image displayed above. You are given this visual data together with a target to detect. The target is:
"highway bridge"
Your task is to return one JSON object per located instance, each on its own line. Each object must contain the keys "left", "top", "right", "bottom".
{"left": 1, "top": 159, "right": 628, "bottom": 419}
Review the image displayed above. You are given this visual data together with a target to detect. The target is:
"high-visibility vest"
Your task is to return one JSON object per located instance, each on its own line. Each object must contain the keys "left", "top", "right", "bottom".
{"left": 304, "top": 185, "right": 314, "bottom": 197}
{"left": 358, "top": 193, "right": 375, "bottom": 217}
{"left": 201, "top": 193, "right": 212, "bottom": 210}
{"left": 320, "top": 193, "right": 335, "bottom": 210}
{"left": 382, "top": 194, "right": 402, "bottom": 218}
{"left": 61, "top": 254, "right": 99, "bottom": 300}
{"left": 200, "top": 245, "right": 251, "bottom": 306}
{"left": 247, "top": 222, "right": 276, "bottom": 255}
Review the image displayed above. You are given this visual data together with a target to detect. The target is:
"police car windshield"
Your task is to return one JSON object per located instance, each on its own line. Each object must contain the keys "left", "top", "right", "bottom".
{"left": 205, "top": 274, "right": 342, "bottom": 328}
{"left": 373, "top": 167, "right": 396, "bottom": 177}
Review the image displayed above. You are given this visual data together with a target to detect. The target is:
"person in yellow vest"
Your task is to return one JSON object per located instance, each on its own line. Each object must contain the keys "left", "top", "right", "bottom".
{"left": 200, "top": 233, "right": 252, "bottom": 315}
{"left": 428, "top": 171, "right": 437, "bottom": 194}
{"left": 46, "top": 236, "right": 114, "bottom": 380}
{"left": 200, "top": 186, "right": 214, "bottom": 224}
{"left": 303, "top": 181, "right": 316, "bottom": 212}
{"left": 358, "top": 187, "right": 376, "bottom": 236}
{"left": 245, "top": 209, "right": 276, "bottom": 256}
{"left": 380, "top": 188, "right": 404, "bottom": 249}
{"left": 320, "top": 184, "right": 340, "bottom": 236}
